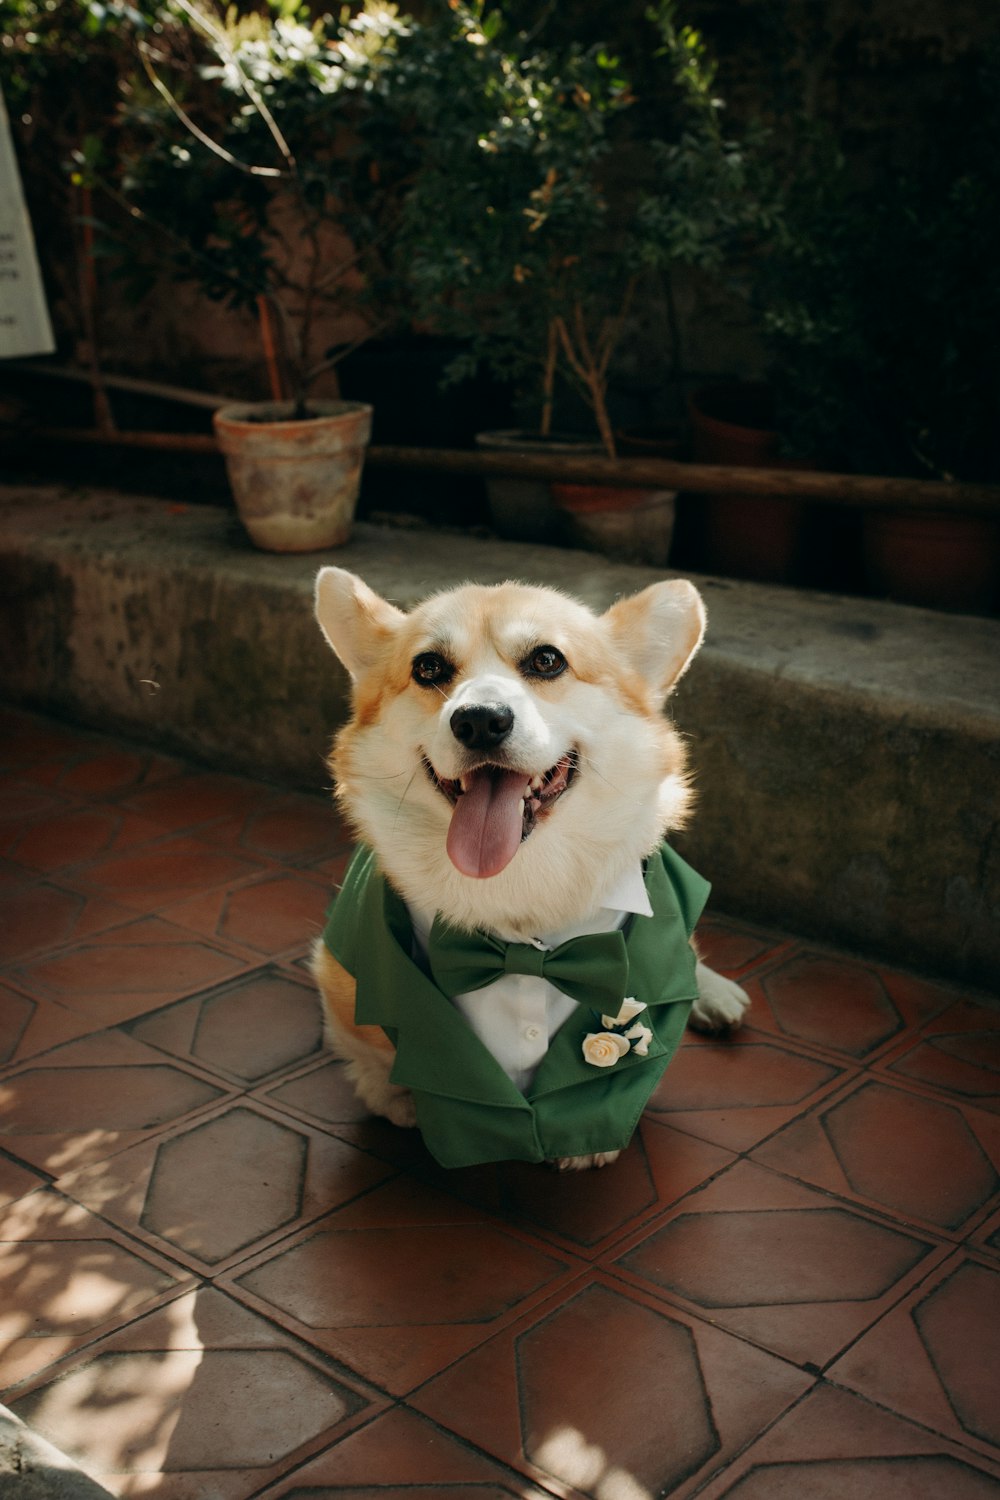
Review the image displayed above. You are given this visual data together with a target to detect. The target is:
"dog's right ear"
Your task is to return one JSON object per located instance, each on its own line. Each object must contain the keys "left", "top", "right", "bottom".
{"left": 314, "top": 568, "right": 405, "bottom": 680}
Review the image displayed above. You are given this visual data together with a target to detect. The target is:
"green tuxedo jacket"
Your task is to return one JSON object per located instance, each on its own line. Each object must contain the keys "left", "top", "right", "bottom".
{"left": 322, "top": 843, "right": 709, "bottom": 1169}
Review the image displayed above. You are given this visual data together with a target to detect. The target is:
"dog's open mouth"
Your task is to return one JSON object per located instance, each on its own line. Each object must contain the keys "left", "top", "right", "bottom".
{"left": 424, "top": 751, "right": 578, "bottom": 879}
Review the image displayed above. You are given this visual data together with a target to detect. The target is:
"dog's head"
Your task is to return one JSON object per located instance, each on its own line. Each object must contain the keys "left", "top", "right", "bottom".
{"left": 315, "top": 569, "right": 705, "bottom": 935}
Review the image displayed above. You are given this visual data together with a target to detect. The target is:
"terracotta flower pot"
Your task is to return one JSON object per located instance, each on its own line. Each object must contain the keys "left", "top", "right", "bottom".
{"left": 615, "top": 426, "right": 684, "bottom": 461}
{"left": 863, "top": 510, "right": 1000, "bottom": 612}
{"left": 474, "top": 429, "right": 603, "bottom": 542}
{"left": 551, "top": 482, "right": 677, "bottom": 566}
{"left": 213, "top": 400, "right": 373, "bottom": 552}
{"left": 689, "top": 382, "right": 779, "bottom": 465}
{"left": 688, "top": 383, "right": 805, "bottom": 583}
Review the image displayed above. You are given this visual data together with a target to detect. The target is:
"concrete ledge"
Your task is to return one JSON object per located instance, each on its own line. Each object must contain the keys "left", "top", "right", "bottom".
{"left": 1, "top": 484, "right": 998, "bottom": 986}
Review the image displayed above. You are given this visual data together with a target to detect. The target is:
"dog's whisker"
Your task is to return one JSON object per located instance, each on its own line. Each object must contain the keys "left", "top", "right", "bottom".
{"left": 345, "top": 770, "right": 410, "bottom": 782}
{"left": 391, "top": 768, "right": 420, "bottom": 837}
{"left": 576, "top": 752, "right": 624, "bottom": 796}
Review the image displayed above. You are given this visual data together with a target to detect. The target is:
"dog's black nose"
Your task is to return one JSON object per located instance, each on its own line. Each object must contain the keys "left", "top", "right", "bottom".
{"left": 450, "top": 702, "right": 514, "bottom": 750}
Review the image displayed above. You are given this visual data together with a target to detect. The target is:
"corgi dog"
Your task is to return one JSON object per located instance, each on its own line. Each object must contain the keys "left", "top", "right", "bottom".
{"left": 311, "top": 568, "right": 749, "bottom": 1171}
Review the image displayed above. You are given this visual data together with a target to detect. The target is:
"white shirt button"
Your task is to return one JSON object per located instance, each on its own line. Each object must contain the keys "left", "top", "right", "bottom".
{"left": 524, "top": 1025, "right": 542, "bottom": 1041}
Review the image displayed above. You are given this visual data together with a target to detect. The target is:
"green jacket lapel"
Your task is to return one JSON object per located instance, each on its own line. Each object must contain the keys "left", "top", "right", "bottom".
{"left": 526, "top": 844, "right": 706, "bottom": 1100}
{"left": 345, "top": 857, "right": 531, "bottom": 1112}
{"left": 527, "top": 1003, "right": 670, "bottom": 1100}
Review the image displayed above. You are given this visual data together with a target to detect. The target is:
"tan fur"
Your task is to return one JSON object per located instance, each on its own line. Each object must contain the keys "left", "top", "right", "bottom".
{"left": 309, "top": 940, "right": 416, "bottom": 1127}
{"left": 310, "top": 940, "right": 391, "bottom": 1052}
{"left": 312, "top": 569, "right": 749, "bottom": 1166}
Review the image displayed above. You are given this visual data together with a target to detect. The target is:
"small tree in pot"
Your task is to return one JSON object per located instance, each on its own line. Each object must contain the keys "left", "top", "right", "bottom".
{"left": 394, "top": 1, "right": 755, "bottom": 457}
{"left": 120, "top": 0, "right": 416, "bottom": 549}
{"left": 386, "top": 1, "right": 757, "bottom": 554}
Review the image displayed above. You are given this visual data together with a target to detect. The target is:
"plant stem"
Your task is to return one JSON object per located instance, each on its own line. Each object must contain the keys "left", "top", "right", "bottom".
{"left": 554, "top": 306, "right": 617, "bottom": 458}
{"left": 304, "top": 318, "right": 391, "bottom": 387}
{"left": 294, "top": 207, "right": 323, "bottom": 411}
{"left": 168, "top": 0, "right": 297, "bottom": 173}
{"left": 137, "top": 41, "right": 282, "bottom": 177}
{"left": 541, "top": 319, "right": 558, "bottom": 436}
{"left": 76, "top": 184, "right": 116, "bottom": 434}
{"left": 256, "top": 294, "right": 285, "bottom": 402}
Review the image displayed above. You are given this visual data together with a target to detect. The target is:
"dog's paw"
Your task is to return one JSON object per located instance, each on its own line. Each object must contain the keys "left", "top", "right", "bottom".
{"left": 345, "top": 1056, "right": 418, "bottom": 1130}
{"left": 690, "top": 962, "right": 750, "bottom": 1033}
{"left": 551, "top": 1150, "right": 622, "bottom": 1172}
{"left": 380, "top": 1087, "right": 418, "bottom": 1129}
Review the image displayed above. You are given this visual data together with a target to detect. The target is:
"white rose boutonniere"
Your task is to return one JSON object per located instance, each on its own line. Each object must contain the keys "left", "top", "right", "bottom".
{"left": 601, "top": 996, "right": 647, "bottom": 1030}
{"left": 625, "top": 1021, "right": 654, "bottom": 1057}
{"left": 582, "top": 1031, "right": 632, "bottom": 1068}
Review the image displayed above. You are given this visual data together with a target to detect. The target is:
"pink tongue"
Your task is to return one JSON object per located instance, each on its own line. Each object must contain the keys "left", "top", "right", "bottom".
{"left": 446, "top": 767, "right": 529, "bottom": 878}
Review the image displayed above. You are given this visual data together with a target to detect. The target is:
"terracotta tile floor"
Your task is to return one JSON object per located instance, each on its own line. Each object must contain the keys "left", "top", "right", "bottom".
{"left": 2, "top": 703, "right": 999, "bottom": 1500}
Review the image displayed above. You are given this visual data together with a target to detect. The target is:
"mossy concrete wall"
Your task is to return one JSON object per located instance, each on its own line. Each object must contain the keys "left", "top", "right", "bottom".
{"left": 2, "top": 485, "right": 998, "bottom": 987}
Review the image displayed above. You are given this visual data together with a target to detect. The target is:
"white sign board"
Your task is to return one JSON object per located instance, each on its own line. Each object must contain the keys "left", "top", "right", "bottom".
{"left": 0, "top": 84, "right": 55, "bottom": 358}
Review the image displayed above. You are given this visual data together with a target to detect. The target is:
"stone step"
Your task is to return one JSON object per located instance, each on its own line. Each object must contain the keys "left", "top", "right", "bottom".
{"left": 1, "top": 484, "right": 997, "bottom": 986}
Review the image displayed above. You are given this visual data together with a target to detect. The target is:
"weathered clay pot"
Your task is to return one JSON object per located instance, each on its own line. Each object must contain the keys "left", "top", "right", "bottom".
{"left": 863, "top": 509, "right": 1000, "bottom": 613}
{"left": 615, "top": 425, "right": 684, "bottom": 461}
{"left": 689, "top": 382, "right": 779, "bottom": 466}
{"left": 213, "top": 400, "right": 373, "bottom": 552}
{"left": 474, "top": 430, "right": 602, "bottom": 543}
{"left": 688, "top": 383, "right": 805, "bottom": 583}
{"left": 551, "top": 482, "right": 677, "bottom": 566}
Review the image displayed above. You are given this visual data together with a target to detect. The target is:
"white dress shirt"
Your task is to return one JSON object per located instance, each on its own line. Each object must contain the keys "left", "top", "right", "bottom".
{"left": 407, "top": 865, "right": 653, "bottom": 1093}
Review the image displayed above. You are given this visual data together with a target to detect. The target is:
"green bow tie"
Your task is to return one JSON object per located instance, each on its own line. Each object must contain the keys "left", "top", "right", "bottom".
{"left": 427, "top": 918, "right": 630, "bottom": 1014}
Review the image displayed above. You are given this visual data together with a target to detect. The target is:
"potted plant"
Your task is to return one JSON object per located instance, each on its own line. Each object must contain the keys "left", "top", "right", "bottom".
{"left": 752, "top": 63, "right": 1000, "bottom": 609}
{"left": 390, "top": 0, "right": 756, "bottom": 558}
{"left": 118, "top": 0, "right": 416, "bottom": 551}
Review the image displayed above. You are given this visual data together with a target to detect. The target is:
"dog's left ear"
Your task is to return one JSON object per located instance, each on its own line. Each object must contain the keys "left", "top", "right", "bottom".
{"left": 602, "top": 580, "right": 706, "bottom": 699}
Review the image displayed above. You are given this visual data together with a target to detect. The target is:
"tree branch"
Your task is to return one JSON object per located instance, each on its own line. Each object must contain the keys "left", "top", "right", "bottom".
{"left": 137, "top": 41, "right": 282, "bottom": 177}
{"left": 169, "top": 0, "right": 297, "bottom": 174}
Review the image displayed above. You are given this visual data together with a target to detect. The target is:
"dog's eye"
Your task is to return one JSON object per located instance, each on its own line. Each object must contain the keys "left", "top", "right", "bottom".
{"left": 412, "top": 652, "right": 453, "bottom": 687}
{"left": 524, "top": 646, "right": 567, "bottom": 679}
